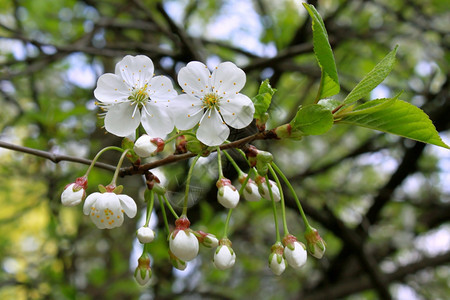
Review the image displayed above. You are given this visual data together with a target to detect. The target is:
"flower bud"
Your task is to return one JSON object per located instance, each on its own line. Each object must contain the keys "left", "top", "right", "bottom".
{"left": 269, "top": 242, "right": 287, "bottom": 276}
{"left": 169, "top": 217, "right": 199, "bottom": 261}
{"left": 272, "top": 123, "right": 304, "bottom": 140}
{"left": 194, "top": 230, "right": 219, "bottom": 248}
{"left": 137, "top": 226, "right": 155, "bottom": 244}
{"left": 304, "top": 227, "right": 326, "bottom": 259}
{"left": 244, "top": 146, "right": 273, "bottom": 176}
{"left": 61, "top": 176, "right": 87, "bottom": 206}
{"left": 134, "top": 252, "right": 152, "bottom": 285}
{"left": 283, "top": 235, "right": 307, "bottom": 269}
{"left": 239, "top": 174, "right": 261, "bottom": 202}
{"left": 213, "top": 239, "right": 236, "bottom": 270}
{"left": 168, "top": 249, "right": 187, "bottom": 270}
{"left": 134, "top": 134, "right": 164, "bottom": 157}
{"left": 217, "top": 178, "right": 240, "bottom": 209}
{"left": 255, "top": 176, "right": 280, "bottom": 202}
{"left": 175, "top": 135, "right": 188, "bottom": 154}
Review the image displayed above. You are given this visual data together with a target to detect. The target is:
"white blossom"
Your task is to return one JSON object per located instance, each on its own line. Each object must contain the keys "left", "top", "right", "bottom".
{"left": 169, "top": 230, "right": 199, "bottom": 261}
{"left": 171, "top": 61, "right": 255, "bottom": 146}
{"left": 83, "top": 192, "right": 137, "bottom": 229}
{"left": 94, "top": 55, "right": 176, "bottom": 137}
{"left": 213, "top": 245, "right": 236, "bottom": 270}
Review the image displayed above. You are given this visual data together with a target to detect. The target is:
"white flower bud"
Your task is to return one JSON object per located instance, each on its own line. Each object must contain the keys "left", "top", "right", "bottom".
{"left": 204, "top": 233, "right": 219, "bottom": 248}
{"left": 243, "top": 179, "right": 261, "bottom": 202}
{"left": 213, "top": 245, "right": 236, "bottom": 270}
{"left": 259, "top": 179, "right": 280, "bottom": 202}
{"left": 61, "top": 183, "right": 85, "bottom": 206}
{"left": 137, "top": 226, "right": 155, "bottom": 244}
{"left": 134, "top": 134, "right": 158, "bottom": 157}
{"left": 269, "top": 253, "right": 287, "bottom": 276}
{"left": 217, "top": 185, "right": 240, "bottom": 208}
{"left": 169, "top": 230, "right": 199, "bottom": 261}
{"left": 284, "top": 241, "right": 307, "bottom": 269}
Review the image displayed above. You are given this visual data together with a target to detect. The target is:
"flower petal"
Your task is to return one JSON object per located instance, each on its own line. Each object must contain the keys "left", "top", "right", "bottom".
{"left": 83, "top": 192, "right": 100, "bottom": 215}
{"left": 220, "top": 93, "right": 255, "bottom": 129}
{"left": 211, "top": 62, "right": 246, "bottom": 95}
{"left": 118, "top": 194, "right": 137, "bottom": 218}
{"left": 104, "top": 102, "right": 141, "bottom": 137}
{"left": 94, "top": 73, "right": 130, "bottom": 104}
{"left": 178, "top": 61, "right": 211, "bottom": 97}
{"left": 115, "top": 55, "right": 154, "bottom": 89}
{"left": 147, "top": 75, "right": 177, "bottom": 102}
{"left": 141, "top": 103, "right": 174, "bottom": 137}
{"left": 171, "top": 94, "right": 204, "bottom": 130}
{"left": 197, "top": 108, "right": 230, "bottom": 146}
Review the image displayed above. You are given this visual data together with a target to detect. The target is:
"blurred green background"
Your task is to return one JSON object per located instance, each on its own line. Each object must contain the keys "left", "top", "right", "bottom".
{"left": 0, "top": 0, "right": 449, "bottom": 299}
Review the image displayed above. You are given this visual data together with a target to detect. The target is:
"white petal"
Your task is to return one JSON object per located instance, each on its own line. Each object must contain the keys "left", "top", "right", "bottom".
{"left": 171, "top": 94, "right": 203, "bottom": 130}
{"left": 61, "top": 183, "right": 84, "bottom": 206}
{"left": 197, "top": 108, "right": 230, "bottom": 146}
{"left": 220, "top": 93, "right": 255, "bottom": 129}
{"left": 83, "top": 192, "right": 100, "bottom": 215}
{"left": 104, "top": 102, "right": 141, "bottom": 137}
{"left": 94, "top": 73, "right": 130, "bottom": 104}
{"left": 178, "top": 61, "right": 211, "bottom": 97}
{"left": 284, "top": 242, "right": 307, "bottom": 269}
{"left": 217, "top": 186, "right": 240, "bottom": 208}
{"left": 115, "top": 55, "right": 154, "bottom": 89}
{"left": 213, "top": 246, "right": 236, "bottom": 270}
{"left": 169, "top": 230, "right": 199, "bottom": 261}
{"left": 211, "top": 62, "right": 246, "bottom": 95}
{"left": 141, "top": 103, "right": 174, "bottom": 137}
{"left": 269, "top": 254, "right": 286, "bottom": 276}
{"left": 147, "top": 75, "right": 177, "bottom": 102}
{"left": 137, "top": 227, "right": 155, "bottom": 244}
{"left": 118, "top": 194, "right": 137, "bottom": 218}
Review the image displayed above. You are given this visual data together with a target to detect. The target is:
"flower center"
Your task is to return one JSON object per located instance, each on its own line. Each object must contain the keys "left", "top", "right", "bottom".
{"left": 128, "top": 85, "right": 149, "bottom": 107}
{"left": 202, "top": 93, "right": 220, "bottom": 110}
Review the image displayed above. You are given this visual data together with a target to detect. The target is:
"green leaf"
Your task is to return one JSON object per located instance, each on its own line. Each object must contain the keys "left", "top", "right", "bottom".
{"left": 338, "top": 99, "right": 449, "bottom": 149}
{"left": 343, "top": 46, "right": 398, "bottom": 105}
{"left": 303, "top": 3, "right": 340, "bottom": 100}
{"left": 252, "top": 79, "right": 277, "bottom": 120}
{"left": 291, "top": 104, "right": 334, "bottom": 135}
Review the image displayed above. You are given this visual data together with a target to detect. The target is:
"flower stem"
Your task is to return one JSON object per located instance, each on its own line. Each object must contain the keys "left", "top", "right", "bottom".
{"left": 144, "top": 190, "right": 155, "bottom": 227}
{"left": 266, "top": 174, "right": 282, "bottom": 242}
{"left": 216, "top": 147, "right": 224, "bottom": 179}
{"left": 271, "top": 162, "right": 310, "bottom": 228}
{"left": 162, "top": 194, "right": 179, "bottom": 219}
{"left": 85, "top": 146, "right": 124, "bottom": 176}
{"left": 268, "top": 165, "right": 289, "bottom": 236}
{"left": 222, "top": 149, "right": 244, "bottom": 175}
{"left": 182, "top": 155, "right": 201, "bottom": 216}
{"left": 110, "top": 149, "right": 130, "bottom": 186}
{"left": 223, "top": 208, "right": 233, "bottom": 238}
{"left": 158, "top": 195, "right": 170, "bottom": 236}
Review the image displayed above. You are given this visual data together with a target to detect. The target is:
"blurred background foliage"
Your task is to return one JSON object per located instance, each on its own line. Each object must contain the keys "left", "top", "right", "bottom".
{"left": 0, "top": 0, "right": 449, "bottom": 299}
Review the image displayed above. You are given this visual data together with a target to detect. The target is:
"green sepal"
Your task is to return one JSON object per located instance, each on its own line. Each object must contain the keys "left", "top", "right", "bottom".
{"left": 112, "top": 185, "right": 123, "bottom": 194}
{"left": 98, "top": 184, "right": 107, "bottom": 193}
{"left": 255, "top": 150, "right": 273, "bottom": 176}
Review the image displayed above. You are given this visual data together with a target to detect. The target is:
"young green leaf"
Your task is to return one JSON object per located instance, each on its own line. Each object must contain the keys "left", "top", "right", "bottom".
{"left": 337, "top": 99, "right": 449, "bottom": 149}
{"left": 343, "top": 47, "right": 398, "bottom": 105}
{"left": 303, "top": 3, "right": 340, "bottom": 100}
{"left": 291, "top": 104, "right": 334, "bottom": 135}
{"left": 252, "top": 79, "right": 277, "bottom": 120}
